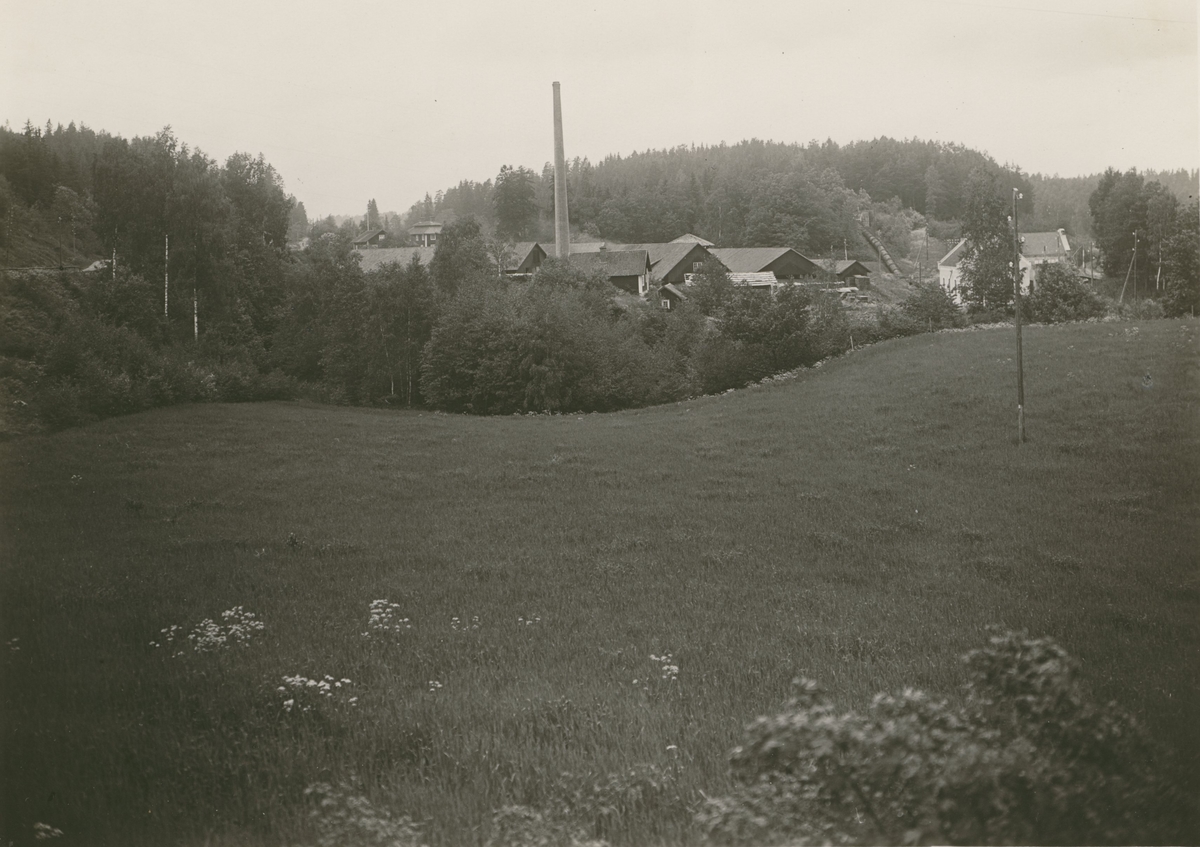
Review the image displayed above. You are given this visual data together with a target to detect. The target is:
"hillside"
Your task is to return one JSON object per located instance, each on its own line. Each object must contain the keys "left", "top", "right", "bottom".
{"left": 3, "top": 319, "right": 1197, "bottom": 845}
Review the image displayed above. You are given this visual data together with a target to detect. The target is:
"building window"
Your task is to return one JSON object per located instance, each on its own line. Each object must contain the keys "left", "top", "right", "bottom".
{"left": 662, "top": 299, "right": 672, "bottom": 309}
{"left": 692, "top": 262, "right": 704, "bottom": 272}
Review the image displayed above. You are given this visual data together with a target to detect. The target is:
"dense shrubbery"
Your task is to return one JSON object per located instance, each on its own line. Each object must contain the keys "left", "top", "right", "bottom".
{"left": 699, "top": 630, "right": 1188, "bottom": 846}
{"left": 421, "top": 267, "right": 689, "bottom": 414}
{"left": 0, "top": 270, "right": 298, "bottom": 434}
{"left": 1027, "top": 263, "right": 1106, "bottom": 323}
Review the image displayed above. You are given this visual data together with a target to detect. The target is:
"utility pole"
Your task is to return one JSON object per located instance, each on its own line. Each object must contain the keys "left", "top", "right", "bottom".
{"left": 193, "top": 287, "right": 198, "bottom": 341}
{"left": 1011, "top": 188, "right": 1026, "bottom": 444}
{"left": 164, "top": 234, "right": 169, "bottom": 317}
{"left": 1132, "top": 231, "right": 1138, "bottom": 301}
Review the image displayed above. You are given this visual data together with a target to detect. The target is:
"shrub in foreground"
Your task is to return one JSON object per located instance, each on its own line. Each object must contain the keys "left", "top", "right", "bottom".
{"left": 698, "top": 630, "right": 1186, "bottom": 845}
{"left": 1027, "top": 263, "right": 1106, "bottom": 323}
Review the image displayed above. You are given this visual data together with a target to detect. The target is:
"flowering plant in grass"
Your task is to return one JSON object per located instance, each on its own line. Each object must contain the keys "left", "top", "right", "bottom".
{"left": 697, "top": 630, "right": 1186, "bottom": 846}
{"left": 632, "top": 653, "right": 680, "bottom": 698}
{"left": 362, "top": 600, "right": 412, "bottom": 639}
{"left": 150, "top": 607, "right": 264, "bottom": 655}
{"left": 304, "top": 780, "right": 425, "bottom": 847}
{"left": 279, "top": 674, "right": 357, "bottom": 713}
{"left": 450, "top": 615, "right": 481, "bottom": 632}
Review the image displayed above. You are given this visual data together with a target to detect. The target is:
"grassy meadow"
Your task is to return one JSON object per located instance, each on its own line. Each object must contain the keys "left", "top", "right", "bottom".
{"left": 2, "top": 319, "right": 1198, "bottom": 845}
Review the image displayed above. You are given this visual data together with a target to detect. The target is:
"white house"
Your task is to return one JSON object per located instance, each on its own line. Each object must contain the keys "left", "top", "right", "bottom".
{"left": 938, "top": 229, "right": 1071, "bottom": 301}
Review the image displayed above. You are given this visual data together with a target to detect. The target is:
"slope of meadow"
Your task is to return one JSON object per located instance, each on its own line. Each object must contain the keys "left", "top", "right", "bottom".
{"left": 2, "top": 320, "right": 1197, "bottom": 845}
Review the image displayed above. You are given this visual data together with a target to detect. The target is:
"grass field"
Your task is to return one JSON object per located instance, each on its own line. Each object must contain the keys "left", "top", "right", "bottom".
{"left": 2, "top": 319, "right": 1198, "bottom": 845}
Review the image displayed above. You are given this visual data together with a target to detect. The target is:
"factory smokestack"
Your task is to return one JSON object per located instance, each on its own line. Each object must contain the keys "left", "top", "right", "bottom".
{"left": 552, "top": 81, "right": 570, "bottom": 259}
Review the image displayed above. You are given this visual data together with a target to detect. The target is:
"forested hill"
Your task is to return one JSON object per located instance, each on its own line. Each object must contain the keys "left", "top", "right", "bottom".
{"left": 412, "top": 137, "right": 1197, "bottom": 255}
{"left": 410, "top": 138, "right": 1036, "bottom": 259}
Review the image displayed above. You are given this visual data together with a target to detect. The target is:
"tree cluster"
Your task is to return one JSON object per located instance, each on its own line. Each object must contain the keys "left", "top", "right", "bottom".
{"left": 1090, "top": 168, "right": 1198, "bottom": 313}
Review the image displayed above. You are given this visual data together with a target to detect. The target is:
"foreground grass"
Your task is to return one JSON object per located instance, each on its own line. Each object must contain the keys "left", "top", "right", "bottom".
{"left": 2, "top": 319, "right": 1197, "bottom": 845}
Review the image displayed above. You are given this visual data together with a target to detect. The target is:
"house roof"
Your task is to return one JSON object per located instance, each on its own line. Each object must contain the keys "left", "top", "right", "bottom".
{"left": 709, "top": 247, "right": 795, "bottom": 272}
{"left": 408, "top": 221, "right": 443, "bottom": 235}
{"left": 545, "top": 242, "right": 707, "bottom": 279}
{"left": 938, "top": 239, "right": 968, "bottom": 268}
{"left": 504, "top": 241, "right": 544, "bottom": 271}
{"left": 729, "top": 272, "right": 778, "bottom": 287}
{"left": 1022, "top": 230, "right": 1069, "bottom": 258}
{"left": 621, "top": 243, "right": 707, "bottom": 278}
{"left": 352, "top": 228, "right": 387, "bottom": 245}
{"left": 660, "top": 283, "right": 688, "bottom": 299}
{"left": 567, "top": 250, "right": 650, "bottom": 278}
{"left": 835, "top": 260, "right": 870, "bottom": 275}
{"left": 938, "top": 232, "right": 1069, "bottom": 269}
{"left": 670, "top": 233, "right": 714, "bottom": 246}
{"left": 356, "top": 246, "right": 435, "bottom": 273}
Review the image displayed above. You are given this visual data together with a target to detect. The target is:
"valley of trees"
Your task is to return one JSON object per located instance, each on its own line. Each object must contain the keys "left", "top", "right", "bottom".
{"left": 1, "top": 119, "right": 1196, "bottom": 435}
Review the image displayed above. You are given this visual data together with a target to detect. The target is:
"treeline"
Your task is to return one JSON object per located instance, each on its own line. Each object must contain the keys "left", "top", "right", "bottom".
{"left": 0, "top": 207, "right": 964, "bottom": 434}
{"left": 407, "top": 138, "right": 1197, "bottom": 261}
{"left": 404, "top": 138, "right": 1037, "bottom": 260}
{"left": 2, "top": 121, "right": 1196, "bottom": 436}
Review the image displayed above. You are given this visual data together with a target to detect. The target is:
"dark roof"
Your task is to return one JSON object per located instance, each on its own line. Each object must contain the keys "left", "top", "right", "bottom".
{"left": 835, "top": 260, "right": 870, "bottom": 274}
{"left": 709, "top": 247, "right": 795, "bottom": 272}
{"left": 356, "top": 246, "right": 436, "bottom": 272}
{"left": 503, "top": 241, "right": 544, "bottom": 271}
{"left": 567, "top": 250, "right": 650, "bottom": 278}
{"left": 1022, "top": 230, "right": 1069, "bottom": 258}
{"left": 561, "top": 241, "right": 709, "bottom": 279}
{"left": 352, "top": 228, "right": 387, "bottom": 245}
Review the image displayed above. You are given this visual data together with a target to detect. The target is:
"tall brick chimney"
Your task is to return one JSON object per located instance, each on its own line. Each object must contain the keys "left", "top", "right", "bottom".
{"left": 552, "top": 81, "right": 570, "bottom": 259}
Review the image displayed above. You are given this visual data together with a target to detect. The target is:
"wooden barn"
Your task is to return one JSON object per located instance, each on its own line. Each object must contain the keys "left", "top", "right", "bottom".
{"left": 568, "top": 250, "right": 652, "bottom": 295}
{"left": 504, "top": 242, "right": 547, "bottom": 277}
{"left": 708, "top": 247, "right": 821, "bottom": 280}
{"left": 351, "top": 228, "right": 388, "bottom": 249}
{"left": 563, "top": 241, "right": 714, "bottom": 286}
{"left": 834, "top": 259, "right": 871, "bottom": 281}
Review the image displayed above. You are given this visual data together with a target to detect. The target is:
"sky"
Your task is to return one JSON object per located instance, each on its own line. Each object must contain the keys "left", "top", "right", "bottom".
{"left": 3, "top": 0, "right": 1197, "bottom": 219}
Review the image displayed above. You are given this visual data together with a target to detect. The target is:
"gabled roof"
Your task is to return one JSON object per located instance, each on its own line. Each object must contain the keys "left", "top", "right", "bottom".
{"left": 660, "top": 282, "right": 688, "bottom": 299}
{"left": 709, "top": 247, "right": 794, "bottom": 272}
{"left": 834, "top": 260, "right": 870, "bottom": 275}
{"left": 356, "top": 246, "right": 436, "bottom": 273}
{"left": 938, "top": 232, "right": 1070, "bottom": 269}
{"left": 620, "top": 243, "right": 708, "bottom": 278}
{"left": 671, "top": 233, "right": 714, "bottom": 246}
{"left": 567, "top": 249, "right": 651, "bottom": 278}
{"left": 1021, "top": 230, "right": 1069, "bottom": 258}
{"left": 938, "top": 239, "right": 968, "bottom": 268}
{"left": 352, "top": 228, "right": 387, "bottom": 245}
{"left": 504, "top": 241, "right": 545, "bottom": 271}
{"left": 408, "top": 220, "right": 443, "bottom": 234}
{"left": 543, "top": 242, "right": 709, "bottom": 279}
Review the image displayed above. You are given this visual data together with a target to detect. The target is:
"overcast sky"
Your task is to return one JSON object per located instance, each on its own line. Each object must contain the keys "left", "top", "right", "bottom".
{"left": 3, "top": 0, "right": 1196, "bottom": 218}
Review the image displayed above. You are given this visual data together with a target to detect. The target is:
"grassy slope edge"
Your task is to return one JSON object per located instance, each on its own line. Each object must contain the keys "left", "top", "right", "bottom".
{"left": 1, "top": 320, "right": 1197, "bottom": 845}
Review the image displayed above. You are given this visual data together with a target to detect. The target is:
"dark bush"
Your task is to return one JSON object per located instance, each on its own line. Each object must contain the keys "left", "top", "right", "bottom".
{"left": 698, "top": 630, "right": 1188, "bottom": 846}
{"left": 900, "top": 281, "right": 965, "bottom": 330}
{"left": 1027, "top": 263, "right": 1106, "bottom": 323}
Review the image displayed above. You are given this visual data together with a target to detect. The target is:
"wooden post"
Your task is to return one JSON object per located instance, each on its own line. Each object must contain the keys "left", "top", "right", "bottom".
{"left": 164, "top": 234, "right": 169, "bottom": 317}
